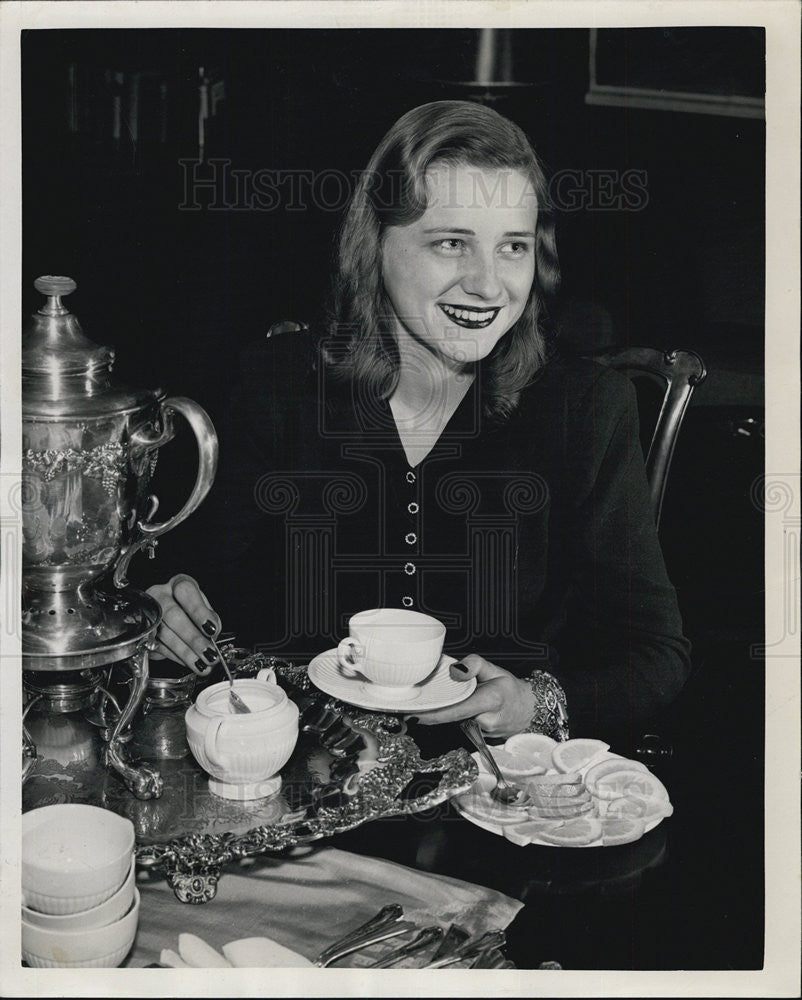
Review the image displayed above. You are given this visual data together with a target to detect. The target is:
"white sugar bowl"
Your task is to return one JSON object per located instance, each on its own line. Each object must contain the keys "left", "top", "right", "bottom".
{"left": 185, "top": 667, "right": 299, "bottom": 800}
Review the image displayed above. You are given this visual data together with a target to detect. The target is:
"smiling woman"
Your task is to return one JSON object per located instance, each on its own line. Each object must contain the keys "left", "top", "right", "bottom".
{"left": 325, "top": 101, "right": 559, "bottom": 424}
{"left": 145, "top": 101, "right": 691, "bottom": 748}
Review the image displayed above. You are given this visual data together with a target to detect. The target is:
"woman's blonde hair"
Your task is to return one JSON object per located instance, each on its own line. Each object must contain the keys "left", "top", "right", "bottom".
{"left": 325, "top": 100, "right": 560, "bottom": 420}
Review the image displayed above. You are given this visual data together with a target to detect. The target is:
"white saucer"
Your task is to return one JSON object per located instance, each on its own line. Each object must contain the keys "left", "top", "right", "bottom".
{"left": 307, "top": 650, "right": 477, "bottom": 712}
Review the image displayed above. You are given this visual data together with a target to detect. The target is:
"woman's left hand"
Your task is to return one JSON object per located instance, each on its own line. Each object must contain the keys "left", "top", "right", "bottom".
{"left": 413, "top": 654, "right": 536, "bottom": 737}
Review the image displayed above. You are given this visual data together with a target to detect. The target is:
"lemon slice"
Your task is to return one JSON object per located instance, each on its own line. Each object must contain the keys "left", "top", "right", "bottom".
{"left": 601, "top": 816, "right": 646, "bottom": 846}
{"left": 604, "top": 795, "right": 649, "bottom": 818}
{"left": 550, "top": 738, "right": 610, "bottom": 773}
{"left": 527, "top": 799, "right": 596, "bottom": 820}
{"left": 538, "top": 817, "right": 603, "bottom": 847}
{"left": 584, "top": 755, "right": 649, "bottom": 790}
{"left": 504, "top": 819, "right": 554, "bottom": 846}
{"left": 525, "top": 770, "right": 582, "bottom": 788}
{"left": 525, "top": 775, "right": 585, "bottom": 798}
{"left": 504, "top": 733, "right": 558, "bottom": 757}
{"left": 592, "top": 769, "right": 670, "bottom": 802}
{"left": 527, "top": 787, "right": 592, "bottom": 809}
{"left": 489, "top": 748, "right": 547, "bottom": 778}
{"left": 607, "top": 795, "right": 674, "bottom": 821}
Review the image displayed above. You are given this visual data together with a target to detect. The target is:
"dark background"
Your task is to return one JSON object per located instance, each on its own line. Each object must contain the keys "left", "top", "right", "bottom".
{"left": 21, "top": 26, "right": 765, "bottom": 658}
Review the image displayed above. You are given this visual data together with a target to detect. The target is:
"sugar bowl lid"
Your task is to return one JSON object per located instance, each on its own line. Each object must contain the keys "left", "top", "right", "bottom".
{"left": 22, "top": 276, "right": 151, "bottom": 414}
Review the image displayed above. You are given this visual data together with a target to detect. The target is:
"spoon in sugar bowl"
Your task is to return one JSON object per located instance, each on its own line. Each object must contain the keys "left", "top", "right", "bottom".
{"left": 208, "top": 636, "right": 251, "bottom": 714}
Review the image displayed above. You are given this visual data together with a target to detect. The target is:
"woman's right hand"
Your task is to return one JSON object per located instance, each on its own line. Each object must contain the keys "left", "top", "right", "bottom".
{"left": 145, "top": 574, "right": 223, "bottom": 673}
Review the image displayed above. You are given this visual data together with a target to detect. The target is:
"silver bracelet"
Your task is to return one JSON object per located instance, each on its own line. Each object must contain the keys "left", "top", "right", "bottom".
{"left": 525, "top": 670, "right": 570, "bottom": 742}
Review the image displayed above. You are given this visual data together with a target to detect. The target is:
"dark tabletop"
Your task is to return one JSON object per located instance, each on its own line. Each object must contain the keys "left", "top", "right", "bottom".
{"left": 333, "top": 641, "right": 765, "bottom": 971}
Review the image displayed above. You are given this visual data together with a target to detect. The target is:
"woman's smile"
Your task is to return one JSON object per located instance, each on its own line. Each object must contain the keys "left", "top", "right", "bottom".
{"left": 437, "top": 303, "right": 502, "bottom": 329}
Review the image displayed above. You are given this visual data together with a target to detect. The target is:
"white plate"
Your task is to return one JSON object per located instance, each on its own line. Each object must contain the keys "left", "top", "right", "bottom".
{"left": 307, "top": 650, "right": 477, "bottom": 712}
{"left": 453, "top": 752, "right": 672, "bottom": 848}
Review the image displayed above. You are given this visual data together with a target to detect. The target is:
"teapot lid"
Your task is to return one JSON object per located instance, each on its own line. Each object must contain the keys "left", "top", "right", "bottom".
{"left": 22, "top": 276, "right": 152, "bottom": 414}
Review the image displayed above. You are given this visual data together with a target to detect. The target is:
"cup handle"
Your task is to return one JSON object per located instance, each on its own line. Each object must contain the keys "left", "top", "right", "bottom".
{"left": 256, "top": 667, "right": 277, "bottom": 685}
{"left": 203, "top": 716, "right": 226, "bottom": 769}
{"left": 337, "top": 638, "right": 363, "bottom": 677}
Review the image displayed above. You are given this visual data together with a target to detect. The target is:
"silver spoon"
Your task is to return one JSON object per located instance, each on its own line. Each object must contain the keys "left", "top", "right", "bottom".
{"left": 207, "top": 635, "right": 251, "bottom": 714}
{"left": 460, "top": 719, "right": 524, "bottom": 805}
{"left": 314, "top": 911, "right": 415, "bottom": 967}
{"left": 313, "top": 904, "right": 404, "bottom": 967}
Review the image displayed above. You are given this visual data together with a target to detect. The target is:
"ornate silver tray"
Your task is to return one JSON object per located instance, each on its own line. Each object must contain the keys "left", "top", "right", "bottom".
{"left": 22, "top": 652, "right": 478, "bottom": 904}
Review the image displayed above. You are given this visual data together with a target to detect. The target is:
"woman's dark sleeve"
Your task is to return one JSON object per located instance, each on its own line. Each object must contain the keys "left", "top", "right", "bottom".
{"left": 550, "top": 371, "right": 692, "bottom": 740}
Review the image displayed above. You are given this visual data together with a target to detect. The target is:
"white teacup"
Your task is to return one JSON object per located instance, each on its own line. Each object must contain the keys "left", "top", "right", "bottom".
{"left": 337, "top": 608, "right": 446, "bottom": 696}
{"left": 185, "top": 668, "right": 299, "bottom": 800}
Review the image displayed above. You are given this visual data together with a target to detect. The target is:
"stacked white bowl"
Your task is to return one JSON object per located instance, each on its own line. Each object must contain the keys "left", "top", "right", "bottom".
{"left": 22, "top": 804, "right": 140, "bottom": 968}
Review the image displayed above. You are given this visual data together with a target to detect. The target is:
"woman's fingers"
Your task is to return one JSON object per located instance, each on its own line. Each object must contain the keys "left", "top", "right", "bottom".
{"left": 415, "top": 681, "right": 505, "bottom": 727}
{"left": 145, "top": 575, "right": 221, "bottom": 671}
{"left": 160, "top": 603, "right": 219, "bottom": 670}
{"left": 419, "top": 655, "right": 507, "bottom": 724}
{"left": 417, "top": 657, "right": 537, "bottom": 737}
{"left": 153, "top": 623, "right": 213, "bottom": 675}
{"left": 448, "top": 653, "right": 507, "bottom": 682}
{"left": 170, "top": 575, "right": 221, "bottom": 637}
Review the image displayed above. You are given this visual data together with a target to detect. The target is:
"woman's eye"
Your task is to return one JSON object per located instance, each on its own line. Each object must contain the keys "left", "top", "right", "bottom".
{"left": 499, "top": 241, "right": 530, "bottom": 257}
{"left": 433, "top": 238, "right": 466, "bottom": 255}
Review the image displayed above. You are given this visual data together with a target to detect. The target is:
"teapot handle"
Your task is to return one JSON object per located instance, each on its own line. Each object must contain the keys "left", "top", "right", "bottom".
{"left": 113, "top": 396, "right": 219, "bottom": 588}
{"left": 256, "top": 667, "right": 278, "bottom": 685}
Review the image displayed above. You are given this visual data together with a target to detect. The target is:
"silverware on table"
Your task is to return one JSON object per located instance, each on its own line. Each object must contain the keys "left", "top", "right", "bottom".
{"left": 366, "top": 925, "right": 444, "bottom": 969}
{"left": 460, "top": 719, "right": 523, "bottom": 805}
{"left": 469, "top": 946, "right": 508, "bottom": 968}
{"left": 428, "top": 923, "right": 470, "bottom": 962}
{"left": 314, "top": 922, "right": 417, "bottom": 967}
{"left": 313, "top": 903, "right": 408, "bottom": 967}
{"left": 424, "top": 928, "right": 507, "bottom": 969}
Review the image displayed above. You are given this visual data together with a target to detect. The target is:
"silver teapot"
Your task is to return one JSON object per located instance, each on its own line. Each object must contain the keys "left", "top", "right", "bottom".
{"left": 22, "top": 275, "right": 218, "bottom": 668}
{"left": 21, "top": 275, "right": 218, "bottom": 799}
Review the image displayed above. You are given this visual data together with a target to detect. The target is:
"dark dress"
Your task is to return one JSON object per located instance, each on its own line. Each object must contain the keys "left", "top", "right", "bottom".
{"left": 151, "top": 330, "right": 691, "bottom": 743}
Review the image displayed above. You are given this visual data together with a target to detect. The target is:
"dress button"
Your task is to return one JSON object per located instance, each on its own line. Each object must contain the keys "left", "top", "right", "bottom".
{"left": 402, "top": 596, "right": 414, "bottom": 608}
{"left": 405, "top": 532, "right": 417, "bottom": 545}
{"left": 407, "top": 502, "right": 419, "bottom": 514}
{"left": 406, "top": 471, "right": 416, "bottom": 484}
{"left": 404, "top": 562, "right": 416, "bottom": 575}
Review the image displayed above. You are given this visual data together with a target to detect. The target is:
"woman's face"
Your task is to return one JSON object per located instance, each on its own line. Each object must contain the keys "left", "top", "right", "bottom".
{"left": 381, "top": 161, "right": 538, "bottom": 367}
